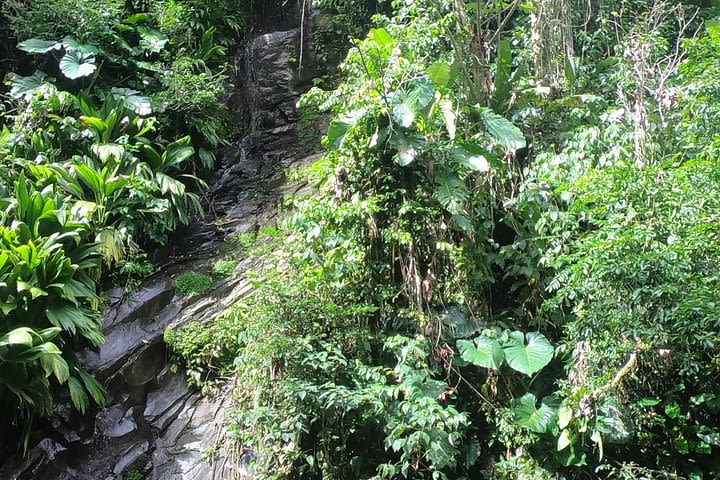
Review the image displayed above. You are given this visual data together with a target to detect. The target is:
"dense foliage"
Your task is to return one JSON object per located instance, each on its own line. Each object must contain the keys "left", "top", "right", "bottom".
{"left": 0, "top": 0, "right": 245, "bottom": 451}
{"left": 164, "top": 0, "right": 720, "bottom": 479}
{"left": 3, "top": 0, "right": 720, "bottom": 478}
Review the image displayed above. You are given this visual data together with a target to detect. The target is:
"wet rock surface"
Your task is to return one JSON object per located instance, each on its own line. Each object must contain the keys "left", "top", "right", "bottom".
{"left": 0, "top": 2, "right": 321, "bottom": 479}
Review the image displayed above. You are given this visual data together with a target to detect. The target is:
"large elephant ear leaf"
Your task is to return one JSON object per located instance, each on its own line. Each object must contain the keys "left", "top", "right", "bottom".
{"left": 59, "top": 51, "right": 97, "bottom": 79}
{"left": 137, "top": 26, "right": 168, "bottom": 53}
{"left": 503, "top": 331, "right": 554, "bottom": 376}
{"left": 17, "top": 38, "right": 59, "bottom": 54}
{"left": 512, "top": 393, "right": 558, "bottom": 433}
{"left": 326, "top": 108, "right": 366, "bottom": 149}
{"left": 427, "top": 62, "right": 452, "bottom": 89}
{"left": 10, "top": 72, "right": 52, "bottom": 99}
{"left": 458, "top": 336, "right": 504, "bottom": 369}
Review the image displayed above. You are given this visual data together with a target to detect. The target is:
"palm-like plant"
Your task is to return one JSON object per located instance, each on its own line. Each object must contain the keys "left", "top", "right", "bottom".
{"left": 0, "top": 176, "right": 105, "bottom": 452}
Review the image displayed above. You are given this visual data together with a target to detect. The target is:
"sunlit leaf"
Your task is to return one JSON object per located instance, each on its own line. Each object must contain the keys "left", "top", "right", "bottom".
{"left": 478, "top": 107, "right": 526, "bottom": 150}
{"left": 503, "top": 331, "right": 554, "bottom": 376}
{"left": 458, "top": 336, "right": 504, "bottom": 369}
{"left": 10, "top": 72, "right": 51, "bottom": 99}
{"left": 59, "top": 51, "right": 96, "bottom": 79}
{"left": 137, "top": 26, "right": 168, "bottom": 53}
{"left": 17, "top": 38, "right": 59, "bottom": 54}
{"left": 427, "top": 62, "right": 452, "bottom": 88}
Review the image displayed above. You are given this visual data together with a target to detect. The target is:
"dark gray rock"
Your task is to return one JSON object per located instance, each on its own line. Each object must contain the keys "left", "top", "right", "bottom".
{"left": 112, "top": 440, "right": 150, "bottom": 475}
{"left": 143, "top": 368, "right": 192, "bottom": 430}
{"left": 96, "top": 406, "right": 137, "bottom": 439}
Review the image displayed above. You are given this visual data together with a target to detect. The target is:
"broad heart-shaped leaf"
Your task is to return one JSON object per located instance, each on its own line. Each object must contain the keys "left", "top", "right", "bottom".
{"left": 458, "top": 336, "right": 504, "bottom": 369}
{"left": 389, "top": 132, "right": 424, "bottom": 167}
{"left": 17, "top": 38, "right": 59, "bottom": 54}
{"left": 503, "top": 331, "right": 554, "bottom": 376}
{"left": 435, "top": 169, "right": 468, "bottom": 214}
{"left": 427, "top": 62, "right": 452, "bottom": 88}
{"left": 61, "top": 36, "right": 98, "bottom": 54}
{"left": 440, "top": 306, "right": 478, "bottom": 339}
{"left": 326, "top": 108, "right": 366, "bottom": 149}
{"left": 392, "top": 100, "right": 415, "bottom": 128}
{"left": 59, "top": 51, "right": 97, "bottom": 79}
{"left": 137, "top": 26, "right": 169, "bottom": 52}
{"left": 512, "top": 393, "right": 558, "bottom": 433}
{"left": 452, "top": 144, "right": 492, "bottom": 172}
{"left": 110, "top": 87, "right": 152, "bottom": 116}
{"left": 389, "top": 78, "right": 435, "bottom": 128}
{"left": 10, "top": 72, "right": 51, "bottom": 99}
{"left": 478, "top": 107, "right": 526, "bottom": 150}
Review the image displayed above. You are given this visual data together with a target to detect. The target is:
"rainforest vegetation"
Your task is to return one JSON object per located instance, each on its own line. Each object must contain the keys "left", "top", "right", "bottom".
{"left": 2, "top": 0, "right": 720, "bottom": 478}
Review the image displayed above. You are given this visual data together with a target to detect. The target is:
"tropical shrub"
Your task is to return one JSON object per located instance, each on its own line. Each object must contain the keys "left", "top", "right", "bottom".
{"left": 165, "top": 2, "right": 720, "bottom": 479}
{"left": 211, "top": 259, "right": 236, "bottom": 278}
{"left": 0, "top": 176, "right": 105, "bottom": 451}
{"left": 173, "top": 271, "right": 213, "bottom": 296}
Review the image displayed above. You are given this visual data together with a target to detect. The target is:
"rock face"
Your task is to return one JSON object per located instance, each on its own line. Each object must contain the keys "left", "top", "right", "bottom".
{"left": 0, "top": 2, "right": 321, "bottom": 479}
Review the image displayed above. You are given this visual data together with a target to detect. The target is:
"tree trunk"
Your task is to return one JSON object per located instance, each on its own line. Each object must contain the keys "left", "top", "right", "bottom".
{"left": 530, "top": 0, "right": 575, "bottom": 91}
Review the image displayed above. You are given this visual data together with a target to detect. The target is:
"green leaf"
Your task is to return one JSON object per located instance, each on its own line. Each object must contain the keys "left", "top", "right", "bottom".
{"left": 123, "top": 13, "right": 150, "bottom": 24}
{"left": 706, "top": 19, "right": 720, "bottom": 44}
{"left": 17, "top": 38, "right": 59, "bottom": 54}
{"left": 596, "top": 397, "right": 634, "bottom": 444}
{"left": 564, "top": 56, "right": 581, "bottom": 89}
{"left": 10, "top": 72, "right": 51, "bottom": 99}
{"left": 492, "top": 39, "right": 512, "bottom": 109}
{"left": 41, "top": 353, "right": 70, "bottom": 383}
{"left": 439, "top": 99, "right": 456, "bottom": 139}
{"left": 59, "top": 51, "right": 97, "bottom": 79}
{"left": 91, "top": 143, "right": 125, "bottom": 163}
{"left": 392, "top": 101, "right": 416, "bottom": 128}
{"left": 68, "top": 376, "right": 89, "bottom": 414}
{"left": 76, "top": 368, "right": 106, "bottom": 406}
{"left": 110, "top": 88, "right": 152, "bottom": 115}
{"left": 558, "top": 405, "right": 573, "bottom": 429}
{"left": 137, "top": 26, "right": 168, "bottom": 53}
{"left": 453, "top": 144, "right": 491, "bottom": 172}
{"left": 162, "top": 137, "right": 195, "bottom": 170}
{"left": 427, "top": 62, "right": 452, "bottom": 88}
{"left": 435, "top": 170, "right": 468, "bottom": 213}
{"left": 478, "top": 107, "right": 526, "bottom": 150}
{"left": 503, "top": 331, "right": 554, "bottom": 376}
{"left": 558, "top": 429, "right": 572, "bottom": 451}
{"left": 369, "top": 28, "right": 393, "bottom": 48}
{"left": 697, "top": 427, "right": 720, "bottom": 446}
{"left": 96, "top": 228, "right": 124, "bottom": 264}
{"left": 61, "top": 36, "right": 98, "bottom": 54}
{"left": 326, "top": 109, "right": 366, "bottom": 149}
{"left": 512, "top": 393, "right": 557, "bottom": 433}
{"left": 389, "top": 132, "right": 423, "bottom": 167}
{"left": 458, "top": 336, "right": 504, "bottom": 369}
{"left": 0, "top": 327, "right": 35, "bottom": 347}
